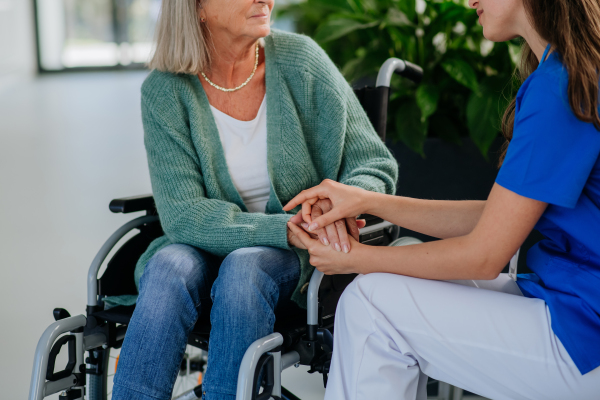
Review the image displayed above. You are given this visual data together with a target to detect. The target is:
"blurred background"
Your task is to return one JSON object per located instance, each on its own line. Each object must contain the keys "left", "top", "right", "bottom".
{"left": 1, "top": 0, "right": 523, "bottom": 399}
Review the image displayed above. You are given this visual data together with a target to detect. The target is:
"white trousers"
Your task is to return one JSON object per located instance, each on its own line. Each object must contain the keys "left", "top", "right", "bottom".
{"left": 324, "top": 273, "right": 600, "bottom": 400}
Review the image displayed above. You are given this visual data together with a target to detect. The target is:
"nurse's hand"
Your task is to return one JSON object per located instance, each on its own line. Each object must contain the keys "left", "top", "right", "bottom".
{"left": 289, "top": 199, "right": 366, "bottom": 253}
{"left": 283, "top": 179, "right": 372, "bottom": 232}
{"left": 287, "top": 221, "right": 364, "bottom": 275}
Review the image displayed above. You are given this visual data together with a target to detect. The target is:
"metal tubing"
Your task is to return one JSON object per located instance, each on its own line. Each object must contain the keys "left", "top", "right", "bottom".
{"left": 29, "top": 315, "right": 87, "bottom": 400}
{"left": 307, "top": 269, "right": 325, "bottom": 326}
{"left": 438, "top": 382, "right": 451, "bottom": 400}
{"left": 173, "top": 388, "right": 201, "bottom": 400}
{"left": 83, "top": 333, "right": 107, "bottom": 351}
{"left": 44, "top": 376, "right": 78, "bottom": 397}
{"left": 452, "top": 387, "right": 464, "bottom": 400}
{"left": 509, "top": 248, "right": 520, "bottom": 281}
{"left": 280, "top": 351, "right": 300, "bottom": 371}
{"left": 376, "top": 58, "right": 406, "bottom": 88}
{"left": 87, "top": 215, "right": 159, "bottom": 306}
{"left": 358, "top": 220, "right": 394, "bottom": 236}
{"left": 272, "top": 351, "right": 282, "bottom": 398}
{"left": 236, "top": 333, "right": 283, "bottom": 400}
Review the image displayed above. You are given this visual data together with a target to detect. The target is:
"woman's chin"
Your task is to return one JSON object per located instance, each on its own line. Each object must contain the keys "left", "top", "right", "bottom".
{"left": 246, "top": 20, "right": 271, "bottom": 38}
{"left": 482, "top": 27, "right": 517, "bottom": 43}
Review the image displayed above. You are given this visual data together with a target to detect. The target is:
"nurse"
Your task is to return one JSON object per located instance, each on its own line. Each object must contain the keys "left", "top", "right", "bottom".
{"left": 284, "top": 0, "right": 600, "bottom": 398}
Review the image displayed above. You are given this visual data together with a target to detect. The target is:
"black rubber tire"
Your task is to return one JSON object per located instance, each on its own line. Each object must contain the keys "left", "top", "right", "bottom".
{"left": 87, "top": 348, "right": 111, "bottom": 400}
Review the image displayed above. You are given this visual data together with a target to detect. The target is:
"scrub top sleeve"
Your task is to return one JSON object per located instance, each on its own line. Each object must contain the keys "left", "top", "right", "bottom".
{"left": 496, "top": 74, "right": 600, "bottom": 208}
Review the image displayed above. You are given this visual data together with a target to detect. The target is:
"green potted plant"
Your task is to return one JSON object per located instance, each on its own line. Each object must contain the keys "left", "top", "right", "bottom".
{"left": 277, "top": 0, "right": 519, "bottom": 158}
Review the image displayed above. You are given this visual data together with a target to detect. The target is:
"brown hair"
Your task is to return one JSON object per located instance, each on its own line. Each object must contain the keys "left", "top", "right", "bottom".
{"left": 499, "top": 0, "right": 600, "bottom": 167}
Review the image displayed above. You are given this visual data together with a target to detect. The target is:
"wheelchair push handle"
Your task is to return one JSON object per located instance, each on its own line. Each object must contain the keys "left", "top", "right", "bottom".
{"left": 376, "top": 58, "right": 424, "bottom": 87}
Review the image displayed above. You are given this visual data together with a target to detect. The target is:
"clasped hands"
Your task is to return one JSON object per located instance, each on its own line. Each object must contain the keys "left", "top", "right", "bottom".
{"left": 284, "top": 180, "right": 373, "bottom": 275}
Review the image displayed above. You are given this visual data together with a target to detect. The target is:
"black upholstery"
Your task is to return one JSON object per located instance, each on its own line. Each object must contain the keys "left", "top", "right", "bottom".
{"left": 98, "top": 220, "right": 163, "bottom": 297}
{"left": 353, "top": 86, "right": 390, "bottom": 141}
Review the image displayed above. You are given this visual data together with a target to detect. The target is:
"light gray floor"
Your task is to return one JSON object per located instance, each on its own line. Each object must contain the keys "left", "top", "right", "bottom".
{"left": 0, "top": 71, "right": 485, "bottom": 400}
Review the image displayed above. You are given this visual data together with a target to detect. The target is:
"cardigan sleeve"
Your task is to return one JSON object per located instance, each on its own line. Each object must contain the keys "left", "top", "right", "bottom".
{"left": 141, "top": 83, "right": 292, "bottom": 257}
{"left": 337, "top": 81, "right": 399, "bottom": 195}
{"left": 304, "top": 36, "right": 398, "bottom": 195}
{"left": 288, "top": 33, "right": 398, "bottom": 195}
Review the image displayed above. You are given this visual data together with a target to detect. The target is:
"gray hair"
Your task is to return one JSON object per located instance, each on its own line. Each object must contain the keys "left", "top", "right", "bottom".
{"left": 148, "top": 0, "right": 211, "bottom": 74}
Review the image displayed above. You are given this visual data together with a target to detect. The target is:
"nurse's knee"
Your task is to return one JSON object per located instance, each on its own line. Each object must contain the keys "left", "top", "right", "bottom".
{"left": 338, "top": 274, "right": 412, "bottom": 318}
{"left": 336, "top": 276, "right": 373, "bottom": 320}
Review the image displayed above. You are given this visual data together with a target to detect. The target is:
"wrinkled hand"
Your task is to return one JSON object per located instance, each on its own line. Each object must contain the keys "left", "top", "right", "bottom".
{"left": 287, "top": 221, "right": 362, "bottom": 275}
{"left": 288, "top": 211, "right": 318, "bottom": 249}
{"left": 283, "top": 179, "right": 371, "bottom": 232}
{"left": 289, "top": 199, "right": 365, "bottom": 253}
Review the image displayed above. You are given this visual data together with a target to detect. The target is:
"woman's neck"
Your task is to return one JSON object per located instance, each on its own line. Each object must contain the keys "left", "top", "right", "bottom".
{"left": 204, "top": 34, "right": 259, "bottom": 88}
{"left": 520, "top": 23, "right": 550, "bottom": 62}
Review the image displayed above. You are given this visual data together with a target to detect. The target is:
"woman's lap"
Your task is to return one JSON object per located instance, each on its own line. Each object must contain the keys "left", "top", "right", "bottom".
{"left": 203, "top": 246, "right": 300, "bottom": 398}
{"left": 326, "top": 273, "right": 599, "bottom": 400}
{"left": 113, "top": 244, "right": 301, "bottom": 400}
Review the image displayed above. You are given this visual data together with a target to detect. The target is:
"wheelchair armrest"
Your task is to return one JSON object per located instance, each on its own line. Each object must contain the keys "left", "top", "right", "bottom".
{"left": 306, "top": 269, "right": 325, "bottom": 340}
{"left": 109, "top": 194, "right": 156, "bottom": 214}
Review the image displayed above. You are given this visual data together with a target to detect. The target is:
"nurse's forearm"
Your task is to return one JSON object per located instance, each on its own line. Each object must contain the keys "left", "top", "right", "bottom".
{"left": 366, "top": 193, "right": 486, "bottom": 239}
{"left": 353, "top": 235, "right": 499, "bottom": 280}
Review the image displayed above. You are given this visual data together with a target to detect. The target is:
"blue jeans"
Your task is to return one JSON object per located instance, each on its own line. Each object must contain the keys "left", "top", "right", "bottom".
{"left": 112, "top": 244, "right": 301, "bottom": 400}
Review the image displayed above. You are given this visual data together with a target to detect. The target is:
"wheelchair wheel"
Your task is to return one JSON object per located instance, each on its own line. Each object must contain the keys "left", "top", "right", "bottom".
{"left": 87, "top": 345, "right": 207, "bottom": 400}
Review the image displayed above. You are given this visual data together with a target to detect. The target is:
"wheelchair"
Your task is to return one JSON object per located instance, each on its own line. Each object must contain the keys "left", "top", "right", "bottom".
{"left": 29, "top": 57, "right": 490, "bottom": 400}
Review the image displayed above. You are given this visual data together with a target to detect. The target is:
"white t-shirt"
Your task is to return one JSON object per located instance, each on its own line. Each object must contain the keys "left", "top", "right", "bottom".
{"left": 210, "top": 96, "right": 271, "bottom": 213}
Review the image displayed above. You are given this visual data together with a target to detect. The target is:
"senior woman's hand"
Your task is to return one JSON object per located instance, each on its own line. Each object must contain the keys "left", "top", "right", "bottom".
{"left": 289, "top": 199, "right": 366, "bottom": 253}
{"left": 284, "top": 179, "right": 374, "bottom": 233}
{"left": 287, "top": 221, "right": 364, "bottom": 275}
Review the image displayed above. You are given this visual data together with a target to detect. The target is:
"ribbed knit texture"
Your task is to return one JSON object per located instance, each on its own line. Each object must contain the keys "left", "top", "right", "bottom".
{"left": 104, "top": 30, "right": 398, "bottom": 309}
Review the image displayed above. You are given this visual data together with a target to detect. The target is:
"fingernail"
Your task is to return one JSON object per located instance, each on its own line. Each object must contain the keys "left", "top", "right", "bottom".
{"left": 301, "top": 223, "right": 309, "bottom": 229}
{"left": 343, "top": 245, "right": 349, "bottom": 253}
{"left": 322, "top": 237, "right": 330, "bottom": 246}
{"left": 334, "top": 243, "right": 341, "bottom": 252}
{"left": 308, "top": 223, "right": 318, "bottom": 231}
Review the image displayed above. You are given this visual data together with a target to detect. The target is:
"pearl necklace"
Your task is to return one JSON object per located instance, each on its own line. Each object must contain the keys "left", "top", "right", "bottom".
{"left": 201, "top": 44, "right": 259, "bottom": 92}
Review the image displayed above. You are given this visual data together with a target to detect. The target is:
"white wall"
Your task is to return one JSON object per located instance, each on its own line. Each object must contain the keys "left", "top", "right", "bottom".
{"left": 0, "top": 0, "right": 37, "bottom": 92}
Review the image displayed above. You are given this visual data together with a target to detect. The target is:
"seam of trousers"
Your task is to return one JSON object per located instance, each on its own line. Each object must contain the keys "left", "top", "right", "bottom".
{"left": 162, "top": 306, "right": 200, "bottom": 398}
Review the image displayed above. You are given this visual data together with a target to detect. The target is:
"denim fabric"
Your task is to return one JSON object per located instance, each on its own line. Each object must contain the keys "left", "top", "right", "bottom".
{"left": 112, "top": 244, "right": 301, "bottom": 400}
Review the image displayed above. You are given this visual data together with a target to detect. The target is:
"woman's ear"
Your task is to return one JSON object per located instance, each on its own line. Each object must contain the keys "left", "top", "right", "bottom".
{"left": 197, "top": 0, "right": 205, "bottom": 21}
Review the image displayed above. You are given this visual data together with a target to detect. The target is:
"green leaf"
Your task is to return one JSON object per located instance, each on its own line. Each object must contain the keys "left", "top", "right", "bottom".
{"left": 416, "top": 84, "right": 440, "bottom": 122}
{"left": 394, "top": 99, "right": 428, "bottom": 155}
{"left": 467, "top": 77, "right": 509, "bottom": 156}
{"left": 314, "top": 17, "right": 379, "bottom": 43}
{"left": 397, "top": 0, "right": 416, "bottom": 21}
{"left": 385, "top": 8, "right": 413, "bottom": 27}
{"left": 361, "top": 0, "right": 379, "bottom": 13}
{"left": 441, "top": 58, "right": 480, "bottom": 93}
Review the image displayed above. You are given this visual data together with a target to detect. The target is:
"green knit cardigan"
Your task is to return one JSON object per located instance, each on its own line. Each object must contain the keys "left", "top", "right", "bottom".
{"left": 104, "top": 30, "right": 398, "bottom": 309}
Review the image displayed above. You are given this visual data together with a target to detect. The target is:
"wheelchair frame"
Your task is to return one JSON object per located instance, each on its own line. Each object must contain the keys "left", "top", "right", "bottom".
{"left": 29, "top": 58, "right": 432, "bottom": 400}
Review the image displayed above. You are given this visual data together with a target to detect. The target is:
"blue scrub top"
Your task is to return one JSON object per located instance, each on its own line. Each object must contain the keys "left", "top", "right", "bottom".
{"left": 496, "top": 46, "right": 600, "bottom": 375}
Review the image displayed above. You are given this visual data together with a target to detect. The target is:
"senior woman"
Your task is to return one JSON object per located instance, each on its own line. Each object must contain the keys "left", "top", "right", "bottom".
{"left": 111, "top": 0, "right": 397, "bottom": 399}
